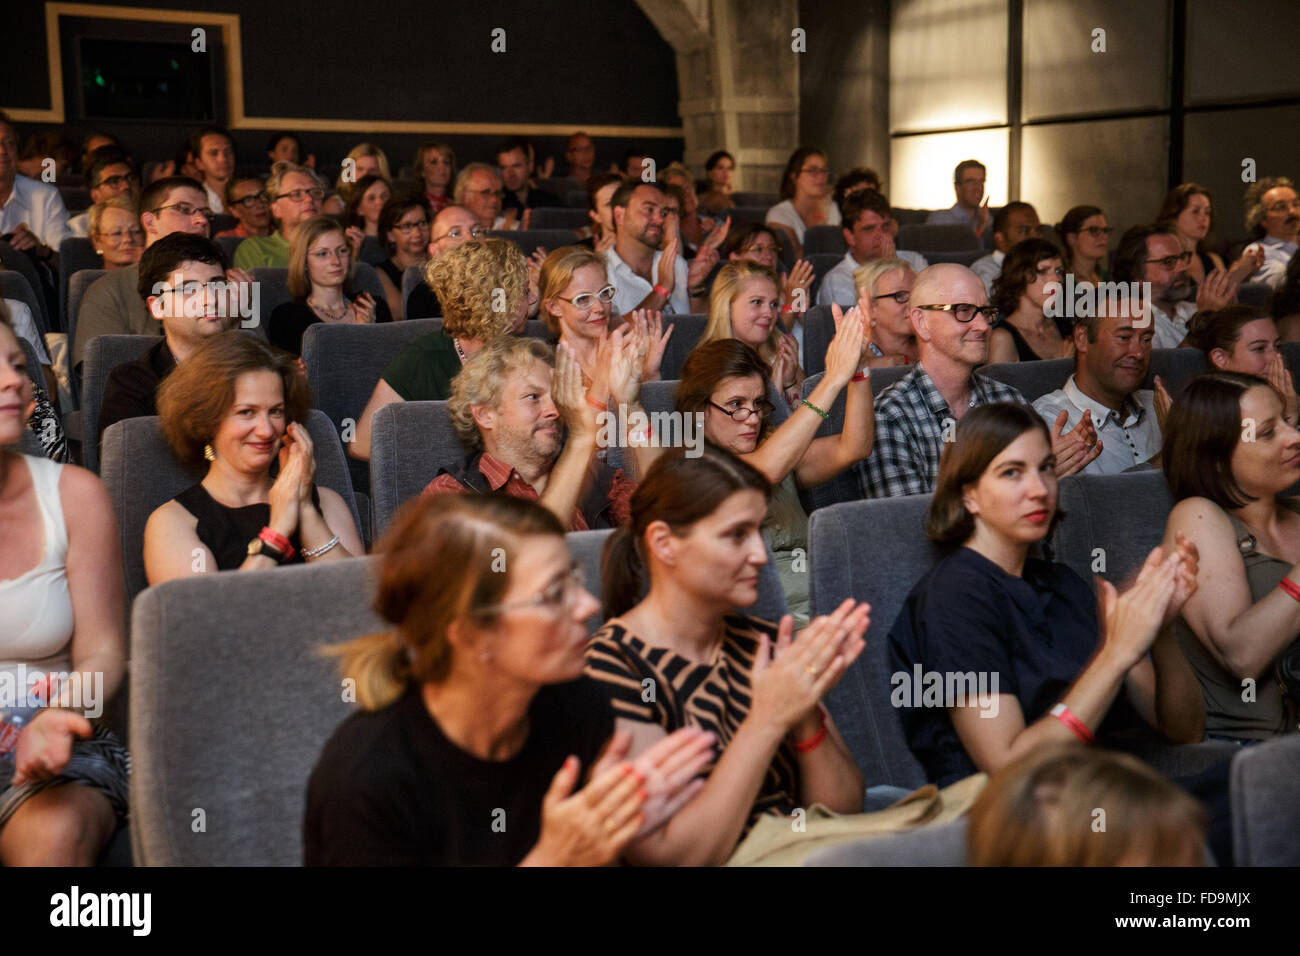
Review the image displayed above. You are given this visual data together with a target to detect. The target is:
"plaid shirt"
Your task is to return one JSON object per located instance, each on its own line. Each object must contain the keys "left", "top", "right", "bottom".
{"left": 859, "top": 364, "right": 1027, "bottom": 498}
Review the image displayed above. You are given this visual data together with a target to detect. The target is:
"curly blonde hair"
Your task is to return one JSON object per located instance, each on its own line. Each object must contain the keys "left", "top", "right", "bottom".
{"left": 538, "top": 245, "right": 606, "bottom": 335}
{"left": 287, "top": 216, "right": 355, "bottom": 300}
{"left": 425, "top": 237, "right": 527, "bottom": 341}
{"left": 701, "top": 260, "right": 784, "bottom": 362}
{"left": 448, "top": 336, "right": 553, "bottom": 453}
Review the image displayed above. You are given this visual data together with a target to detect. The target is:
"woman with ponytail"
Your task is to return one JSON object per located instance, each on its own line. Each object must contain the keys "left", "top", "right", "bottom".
{"left": 304, "top": 493, "right": 715, "bottom": 866}
{"left": 586, "top": 448, "right": 871, "bottom": 865}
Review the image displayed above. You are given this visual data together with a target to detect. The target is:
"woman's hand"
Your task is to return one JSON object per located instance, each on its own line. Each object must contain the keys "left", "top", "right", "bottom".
{"left": 590, "top": 727, "right": 717, "bottom": 839}
{"left": 268, "top": 433, "right": 305, "bottom": 536}
{"left": 1228, "top": 245, "right": 1266, "bottom": 283}
{"left": 526, "top": 756, "right": 647, "bottom": 866}
{"left": 348, "top": 292, "right": 377, "bottom": 325}
{"left": 1153, "top": 375, "right": 1173, "bottom": 434}
{"left": 701, "top": 216, "right": 731, "bottom": 253}
{"left": 595, "top": 231, "right": 616, "bottom": 255}
{"left": 824, "top": 303, "right": 866, "bottom": 387}
{"left": 553, "top": 341, "right": 601, "bottom": 438}
{"left": 629, "top": 309, "right": 672, "bottom": 383}
{"left": 605, "top": 323, "right": 642, "bottom": 410}
{"left": 1100, "top": 547, "right": 1179, "bottom": 670}
{"left": 1196, "top": 267, "right": 1239, "bottom": 312}
{"left": 1163, "top": 532, "right": 1200, "bottom": 628}
{"left": 344, "top": 226, "right": 364, "bottom": 262}
{"left": 771, "top": 334, "right": 801, "bottom": 392}
{"left": 1265, "top": 350, "right": 1300, "bottom": 425}
{"left": 781, "top": 260, "right": 815, "bottom": 314}
{"left": 10, "top": 708, "right": 94, "bottom": 785}
{"left": 279, "top": 422, "right": 317, "bottom": 506}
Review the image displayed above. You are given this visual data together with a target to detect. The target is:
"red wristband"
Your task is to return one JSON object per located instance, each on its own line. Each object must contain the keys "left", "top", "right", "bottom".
{"left": 652, "top": 284, "right": 670, "bottom": 298}
{"left": 1279, "top": 577, "right": 1300, "bottom": 602}
{"left": 260, "top": 527, "right": 295, "bottom": 562}
{"left": 781, "top": 304, "right": 794, "bottom": 313}
{"left": 792, "top": 705, "right": 828, "bottom": 753}
{"left": 1050, "top": 703, "right": 1094, "bottom": 743}
{"left": 852, "top": 367, "right": 871, "bottom": 382}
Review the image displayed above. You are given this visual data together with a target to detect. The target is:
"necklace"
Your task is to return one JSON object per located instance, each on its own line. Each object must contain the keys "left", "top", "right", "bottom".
{"left": 308, "top": 297, "right": 348, "bottom": 322}
{"left": 453, "top": 337, "right": 468, "bottom": 363}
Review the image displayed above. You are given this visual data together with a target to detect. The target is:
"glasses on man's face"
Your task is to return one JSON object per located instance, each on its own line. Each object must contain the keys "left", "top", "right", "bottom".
{"left": 434, "top": 224, "right": 485, "bottom": 243}
{"left": 97, "top": 172, "right": 139, "bottom": 190}
{"left": 276, "top": 188, "right": 325, "bottom": 204}
{"left": 1080, "top": 226, "right": 1113, "bottom": 238}
{"left": 872, "top": 289, "right": 911, "bottom": 305}
{"left": 474, "top": 563, "right": 587, "bottom": 617}
{"left": 157, "top": 278, "right": 226, "bottom": 299}
{"left": 153, "top": 201, "right": 214, "bottom": 220}
{"left": 710, "top": 398, "right": 775, "bottom": 422}
{"left": 915, "top": 303, "right": 1000, "bottom": 324}
{"left": 231, "top": 193, "right": 269, "bottom": 209}
{"left": 1267, "top": 199, "right": 1300, "bottom": 213}
{"left": 557, "top": 285, "right": 616, "bottom": 311}
{"left": 1148, "top": 251, "right": 1193, "bottom": 270}
{"left": 100, "top": 227, "right": 144, "bottom": 244}
{"left": 393, "top": 219, "right": 430, "bottom": 234}
{"left": 469, "top": 187, "right": 505, "bottom": 200}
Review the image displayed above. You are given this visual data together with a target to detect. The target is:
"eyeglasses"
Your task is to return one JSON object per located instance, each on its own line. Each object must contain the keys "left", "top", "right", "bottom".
{"left": 467, "top": 187, "right": 505, "bottom": 200}
{"left": 1266, "top": 199, "right": 1300, "bottom": 213}
{"left": 276, "top": 188, "right": 325, "bottom": 204}
{"left": 473, "top": 563, "right": 587, "bottom": 617}
{"left": 557, "top": 284, "right": 616, "bottom": 311}
{"left": 1080, "top": 226, "right": 1114, "bottom": 238}
{"left": 392, "top": 219, "right": 430, "bottom": 234}
{"left": 96, "top": 172, "right": 139, "bottom": 189}
{"left": 1147, "top": 251, "right": 1193, "bottom": 270}
{"left": 230, "top": 193, "right": 269, "bottom": 209}
{"left": 433, "top": 225, "right": 485, "bottom": 242}
{"left": 156, "top": 279, "right": 226, "bottom": 298}
{"left": 872, "top": 290, "right": 911, "bottom": 305}
{"left": 799, "top": 166, "right": 830, "bottom": 177}
{"left": 153, "top": 201, "right": 214, "bottom": 219}
{"left": 98, "top": 227, "right": 144, "bottom": 244}
{"left": 915, "top": 303, "right": 1000, "bottom": 324}
{"left": 709, "top": 398, "right": 775, "bottom": 422}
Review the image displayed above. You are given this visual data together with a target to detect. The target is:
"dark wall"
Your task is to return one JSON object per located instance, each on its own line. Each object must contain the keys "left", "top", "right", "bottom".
{"left": 2, "top": 0, "right": 683, "bottom": 178}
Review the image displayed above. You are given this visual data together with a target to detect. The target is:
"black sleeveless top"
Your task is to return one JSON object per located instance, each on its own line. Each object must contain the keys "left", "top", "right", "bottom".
{"left": 376, "top": 259, "right": 403, "bottom": 287}
{"left": 175, "top": 482, "right": 320, "bottom": 570}
{"left": 1000, "top": 320, "right": 1069, "bottom": 361}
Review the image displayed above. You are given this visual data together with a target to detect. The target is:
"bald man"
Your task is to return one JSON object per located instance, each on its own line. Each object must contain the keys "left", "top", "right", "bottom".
{"left": 860, "top": 264, "right": 1100, "bottom": 497}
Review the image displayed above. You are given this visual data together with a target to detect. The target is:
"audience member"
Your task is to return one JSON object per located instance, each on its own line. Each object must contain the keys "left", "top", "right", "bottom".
{"left": 190, "top": 126, "right": 236, "bottom": 214}
{"left": 0, "top": 109, "right": 72, "bottom": 256}
{"left": 723, "top": 222, "right": 813, "bottom": 362}
{"left": 144, "top": 331, "right": 361, "bottom": 584}
{"left": 1242, "top": 176, "right": 1298, "bottom": 290}
{"left": 16, "top": 131, "right": 76, "bottom": 181}
{"left": 323, "top": 142, "right": 390, "bottom": 215}
{"left": 677, "top": 321, "right": 873, "bottom": 624}
{"left": 267, "top": 216, "right": 389, "bottom": 357}
{"left": 407, "top": 203, "right": 483, "bottom": 319}
{"left": 580, "top": 172, "right": 622, "bottom": 253}
{"left": 699, "top": 259, "right": 804, "bottom": 405}
{"left": 304, "top": 492, "right": 712, "bottom": 865}
{"left": 988, "top": 237, "right": 1071, "bottom": 362}
{"left": 607, "top": 180, "right": 713, "bottom": 317}
{"left": 889, "top": 401, "right": 1203, "bottom": 786}
{"left": 266, "top": 132, "right": 304, "bottom": 166}
{"left": 817, "top": 190, "right": 927, "bottom": 307}
{"left": 585, "top": 448, "right": 870, "bottom": 864}
{"left": 218, "top": 176, "right": 272, "bottom": 238}
{"left": 67, "top": 147, "right": 139, "bottom": 238}
{"left": 698, "top": 150, "right": 735, "bottom": 215}
{"left": 766, "top": 147, "right": 840, "bottom": 258}
{"left": 0, "top": 297, "right": 62, "bottom": 460}
{"left": 497, "top": 138, "right": 562, "bottom": 216}
{"left": 1033, "top": 295, "right": 1161, "bottom": 476}
{"left": 852, "top": 257, "right": 919, "bottom": 366}
{"left": 662, "top": 173, "right": 720, "bottom": 253}
{"left": 86, "top": 196, "right": 143, "bottom": 271}
{"left": 968, "top": 745, "right": 1206, "bottom": 866}
{"left": 79, "top": 131, "right": 119, "bottom": 173}
{"left": 1056, "top": 205, "right": 1110, "bottom": 285}
{"left": 831, "top": 167, "right": 884, "bottom": 210}
{"left": 373, "top": 193, "right": 430, "bottom": 320}
{"left": 1154, "top": 183, "right": 1231, "bottom": 288}
{"left": 454, "top": 163, "right": 507, "bottom": 231}
{"left": 1162, "top": 370, "right": 1300, "bottom": 740}
{"left": 565, "top": 132, "right": 596, "bottom": 183}
{"left": 0, "top": 311, "right": 128, "bottom": 866}
{"left": 233, "top": 161, "right": 323, "bottom": 270}
{"left": 860, "top": 264, "right": 1099, "bottom": 498}
{"left": 97, "top": 232, "right": 238, "bottom": 444}
{"left": 970, "top": 201, "right": 1040, "bottom": 296}
{"left": 342, "top": 173, "right": 391, "bottom": 243}
{"left": 413, "top": 142, "right": 456, "bottom": 216}
{"left": 925, "top": 159, "right": 989, "bottom": 236}
{"left": 1185, "top": 305, "right": 1297, "bottom": 425}
{"left": 350, "top": 238, "right": 530, "bottom": 460}
{"left": 619, "top": 149, "right": 647, "bottom": 181}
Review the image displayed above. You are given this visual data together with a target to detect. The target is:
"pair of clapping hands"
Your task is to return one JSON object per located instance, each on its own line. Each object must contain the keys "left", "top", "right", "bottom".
{"left": 554, "top": 312, "right": 673, "bottom": 428}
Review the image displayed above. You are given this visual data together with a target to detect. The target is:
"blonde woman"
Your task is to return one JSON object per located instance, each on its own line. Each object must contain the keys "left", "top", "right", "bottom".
{"left": 852, "top": 257, "right": 919, "bottom": 367}
{"left": 323, "top": 142, "right": 392, "bottom": 215}
{"left": 699, "top": 260, "right": 803, "bottom": 407}
{"left": 350, "top": 238, "right": 533, "bottom": 460}
{"left": 87, "top": 196, "right": 143, "bottom": 270}
{"left": 414, "top": 142, "right": 457, "bottom": 216}
{"left": 267, "top": 216, "right": 389, "bottom": 357}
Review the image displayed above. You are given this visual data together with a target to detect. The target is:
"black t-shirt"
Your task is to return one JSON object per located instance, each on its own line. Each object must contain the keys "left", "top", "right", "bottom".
{"left": 267, "top": 298, "right": 393, "bottom": 357}
{"left": 303, "top": 677, "right": 615, "bottom": 866}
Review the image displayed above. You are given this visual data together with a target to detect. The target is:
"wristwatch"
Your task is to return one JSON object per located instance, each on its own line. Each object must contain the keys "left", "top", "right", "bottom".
{"left": 247, "top": 537, "right": 287, "bottom": 563}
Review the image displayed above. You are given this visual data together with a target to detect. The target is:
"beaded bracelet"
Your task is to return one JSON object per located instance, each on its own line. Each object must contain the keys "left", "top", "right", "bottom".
{"left": 800, "top": 398, "right": 829, "bottom": 420}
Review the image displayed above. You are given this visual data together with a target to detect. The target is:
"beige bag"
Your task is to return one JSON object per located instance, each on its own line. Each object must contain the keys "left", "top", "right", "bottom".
{"left": 726, "top": 773, "right": 987, "bottom": 867}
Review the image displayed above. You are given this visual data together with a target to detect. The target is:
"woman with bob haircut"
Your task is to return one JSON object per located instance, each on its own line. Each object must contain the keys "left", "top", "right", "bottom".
{"left": 1161, "top": 370, "right": 1300, "bottom": 741}
{"left": 851, "top": 257, "right": 919, "bottom": 367}
{"left": 888, "top": 401, "right": 1204, "bottom": 787}
{"left": 968, "top": 744, "right": 1206, "bottom": 866}
{"left": 268, "top": 216, "right": 388, "bottom": 357}
{"left": 988, "top": 238, "right": 1073, "bottom": 363}
{"left": 1184, "top": 305, "right": 1298, "bottom": 426}
{"left": 304, "top": 493, "right": 715, "bottom": 866}
{"left": 413, "top": 142, "right": 456, "bottom": 217}
{"left": 87, "top": 196, "right": 143, "bottom": 271}
{"left": 699, "top": 260, "right": 804, "bottom": 407}
{"left": 143, "top": 331, "right": 363, "bottom": 585}
{"left": 373, "top": 193, "right": 431, "bottom": 321}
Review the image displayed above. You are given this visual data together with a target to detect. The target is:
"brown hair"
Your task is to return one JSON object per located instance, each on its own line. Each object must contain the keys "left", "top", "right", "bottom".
{"left": 968, "top": 744, "right": 1206, "bottom": 866}
{"left": 926, "top": 401, "right": 1055, "bottom": 544}
{"left": 287, "top": 216, "right": 354, "bottom": 300}
{"left": 156, "top": 331, "right": 312, "bottom": 464}
{"left": 991, "top": 238, "right": 1063, "bottom": 318}
{"left": 1155, "top": 182, "right": 1215, "bottom": 241}
{"left": 1184, "top": 305, "right": 1270, "bottom": 359}
{"left": 327, "top": 494, "right": 564, "bottom": 711}
{"left": 602, "top": 447, "right": 771, "bottom": 617}
{"left": 676, "top": 338, "right": 774, "bottom": 441}
{"left": 779, "top": 147, "right": 827, "bottom": 200}
{"left": 1163, "top": 370, "right": 1276, "bottom": 509}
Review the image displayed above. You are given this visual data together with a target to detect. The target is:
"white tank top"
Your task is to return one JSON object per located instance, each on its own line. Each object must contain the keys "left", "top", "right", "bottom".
{"left": 0, "top": 455, "right": 74, "bottom": 685}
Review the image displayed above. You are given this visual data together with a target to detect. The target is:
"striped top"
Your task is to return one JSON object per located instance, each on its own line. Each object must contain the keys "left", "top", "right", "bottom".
{"left": 584, "top": 613, "right": 800, "bottom": 835}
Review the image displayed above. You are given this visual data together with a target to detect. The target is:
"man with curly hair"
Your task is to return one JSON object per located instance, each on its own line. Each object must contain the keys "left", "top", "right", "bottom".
{"left": 1242, "top": 176, "right": 1298, "bottom": 290}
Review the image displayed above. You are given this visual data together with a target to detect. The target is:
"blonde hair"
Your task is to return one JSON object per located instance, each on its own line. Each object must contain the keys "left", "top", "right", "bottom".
{"left": 87, "top": 195, "right": 139, "bottom": 239}
{"left": 266, "top": 161, "right": 323, "bottom": 225}
{"left": 448, "top": 336, "right": 554, "bottom": 452}
{"left": 968, "top": 745, "right": 1207, "bottom": 866}
{"left": 326, "top": 494, "right": 564, "bottom": 711}
{"left": 701, "top": 260, "right": 784, "bottom": 362}
{"left": 287, "top": 216, "right": 355, "bottom": 300}
{"left": 334, "top": 142, "right": 391, "bottom": 202}
{"left": 852, "top": 256, "right": 914, "bottom": 300}
{"left": 538, "top": 245, "right": 606, "bottom": 335}
{"left": 424, "top": 237, "right": 527, "bottom": 341}
{"left": 452, "top": 162, "right": 500, "bottom": 204}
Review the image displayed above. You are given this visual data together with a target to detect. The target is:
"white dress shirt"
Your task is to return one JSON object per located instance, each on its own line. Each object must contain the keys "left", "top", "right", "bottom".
{"left": 605, "top": 246, "right": 690, "bottom": 316}
{"left": 0, "top": 175, "right": 73, "bottom": 248}
{"left": 970, "top": 249, "right": 1005, "bottom": 297}
{"left": 1149, "top": 300, "right": 1195, "bottom": 349}
{"left": 1033, "top": 375, "right": 1161, "bottom": 476}
{"left": 1244, "top": 235, "right": 1296, "bottom": 290}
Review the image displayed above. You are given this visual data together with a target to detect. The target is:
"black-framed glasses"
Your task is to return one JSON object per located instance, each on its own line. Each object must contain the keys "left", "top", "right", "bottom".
{"left": 709, "top": 398, "right": 775, "bottom": 422}
{"left": 472, "top": 562, "right": 586, "bottom": 617}
{"left": 152, "top": 201, "right": 214, "bottom": 219}
{"left": 557, "top": 285, "right": 616, "bottom": 311}
{"left": 276, "top": 187, "right": 325, "bottom": 203}
{"left": 872, "top": 290, "right": 911, "bottom": 305}
{"left": 392, "top": 219, "right": 430, "bottom": 234}
{"left": 433, "top": 224, "right": 485, "bottom": 242}
{"left": 1147, "top": 251, "right": 1193, "bottom": 270}
{"left": 915, "top": 303, "right": 1000, "bottom": 324}
{"left": 230, "top": 193, "right": 269, "bottom": 209}
{"left": 97, "top": 172, "right": 139, "bottom": 189}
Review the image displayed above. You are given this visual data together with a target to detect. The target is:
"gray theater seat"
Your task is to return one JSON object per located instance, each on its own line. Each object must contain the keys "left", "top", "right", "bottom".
{"left": 369, "top": 400, "right": 461, "bottom": 538}
{"left": 79, "top": 333, "right": 160, "bottom": 473}
{"left": 802, "top": 225, "right": 846, "bottom": 256}
{"left": 658, "top": 314, "right": 707, "bottom": 380}
{"left": 1230, "top": 733, "right": 1300, "bottom": 866}
{"left": 1050, "top": 469, "right": 1174, "bottom": 587}
{"left": 486, "top": 229, "right": 584, "bottom": 255}
{"left": 804, "top": 818, "right": 968, "bottom": 866}
{"left": 897, "top": 223, "right": 980, "bottom": 252}
{"left": 806, "top": 253, "right": 843, "bottom": 308}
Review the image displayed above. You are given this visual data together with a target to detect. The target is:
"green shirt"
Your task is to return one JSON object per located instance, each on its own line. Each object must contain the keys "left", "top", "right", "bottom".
{"left": 381, "top": 329, "right": 462, "bottom": 400}
{"left": 232, "top": 231, "right": 291, "bottom": 270}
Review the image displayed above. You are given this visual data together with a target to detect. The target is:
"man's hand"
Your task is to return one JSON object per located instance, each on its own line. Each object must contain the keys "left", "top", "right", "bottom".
{"left": 3, "top": 222, "right": 41, "bottom": 254}
{"left": 1196, "top": 267, "right": 1239, "bottom": 312}
{"left": 686, "top": 244, "right": 718, "bottom": 292}
{"left": 1050, "top": 408, "right": 1103, "bottom": 477}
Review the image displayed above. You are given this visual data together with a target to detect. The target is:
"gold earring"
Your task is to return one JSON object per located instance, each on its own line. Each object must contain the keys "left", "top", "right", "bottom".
{"left": 204, "top": 443, "right": 215, "bottom": 462}
{"left": 95, "top": 249, "right": 104, "bottom": 255}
